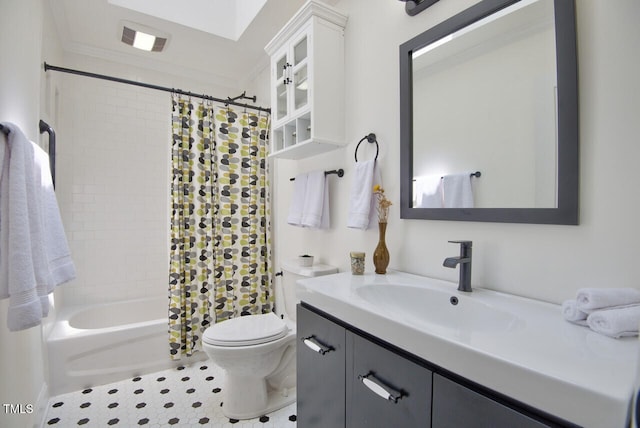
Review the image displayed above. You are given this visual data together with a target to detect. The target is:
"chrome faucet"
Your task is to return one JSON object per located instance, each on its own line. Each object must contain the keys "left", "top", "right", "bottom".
{"left": 443, "top": 240, "right": 472, "bottom": 292}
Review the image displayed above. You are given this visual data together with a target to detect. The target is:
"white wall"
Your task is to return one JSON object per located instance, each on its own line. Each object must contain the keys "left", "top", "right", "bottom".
{"left": 54, "top": 54, "right": 241, "bottom": 307}
{"left": 271, "top": 0, "right": 640, "bottom": 305}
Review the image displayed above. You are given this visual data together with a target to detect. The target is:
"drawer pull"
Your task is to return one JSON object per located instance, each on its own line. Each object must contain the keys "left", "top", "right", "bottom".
{"left": 358, "top": 372, "right": 404, "bottom": 403}
{"left": 302, "top": 336, "right": 333, "bottom": 355}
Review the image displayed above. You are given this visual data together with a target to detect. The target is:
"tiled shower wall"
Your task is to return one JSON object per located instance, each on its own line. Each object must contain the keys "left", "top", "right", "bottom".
{"left": 56, "top": 74, "right": 170, "bottom": 307}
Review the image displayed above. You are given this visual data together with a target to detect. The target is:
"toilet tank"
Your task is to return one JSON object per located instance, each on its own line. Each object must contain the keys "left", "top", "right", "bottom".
{"left": 278, "top": 260, "right": 338, "bottom": 321}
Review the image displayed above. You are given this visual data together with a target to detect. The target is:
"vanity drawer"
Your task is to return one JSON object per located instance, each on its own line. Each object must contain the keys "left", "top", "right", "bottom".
{"left": 432, "top": 374, "right": 550, "bottom": 428}
{"left": 347, "top": 332, "right": 432, "bottom": 428}
{"left": 297, "top": 305, "right": 346, "bottom": 428}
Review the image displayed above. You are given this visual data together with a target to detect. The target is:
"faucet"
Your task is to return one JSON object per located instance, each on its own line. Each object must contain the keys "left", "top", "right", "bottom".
{"left": 443, "top": 240, "right": 472, "bottom": 292}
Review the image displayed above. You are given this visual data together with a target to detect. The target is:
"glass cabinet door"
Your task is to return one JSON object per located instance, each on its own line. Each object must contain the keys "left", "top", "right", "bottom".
{"left": 292, "top": 35, "right": 308, "bottom": 112}
{"left": 276, "top": 80, "right": 288, "bottom": 121}
{"left": 294, "top": 65, "right": 308, "bottom": 110}
{"left": 275, "top": 52, "right": 289, "bottom": 121}
{"left": 273, "top": 33, "right": 308, "bottom": 123}
{"left": 293, "top": 36, "right": 308, "bottom": 65}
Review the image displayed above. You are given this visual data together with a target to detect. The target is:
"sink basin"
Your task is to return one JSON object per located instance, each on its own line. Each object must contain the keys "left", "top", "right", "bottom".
{"left": 297, "top": 271, "right": 639, "bottom": 428}
{"left": 355, "top": 284, "right": 523, "bottom": 335}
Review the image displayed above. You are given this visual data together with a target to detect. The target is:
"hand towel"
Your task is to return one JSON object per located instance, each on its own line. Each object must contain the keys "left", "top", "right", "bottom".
{"left": 0, "top": 122, "right": 75, "bottom": 331}
{"left": 287, "top": 173, "right": 307, "bottom": 227}
{"left": 587, "top": 305, "right": 640, "bottom": 338}
{"left": 347, "top": 160, "right": 381, "bottom": 230}
{"left": 442, "top": 173, "right": 474, "bottom": 208}
{"left": 413, "top": 175, "right": 443, "bottom": 208}
{"left": 34, "top": 141, "right": 75, "bottom": 296}
{"left": 576, "top": 287, "right": 640, "bottom": 312}
{"left": 301, "top": 170, "right": 330, "bottom": 229}
{"left": 1, "top": 123, "right": 46, "bottom": 330}
{"left": 561, "top": 299, "right": 588, "bottom": 326}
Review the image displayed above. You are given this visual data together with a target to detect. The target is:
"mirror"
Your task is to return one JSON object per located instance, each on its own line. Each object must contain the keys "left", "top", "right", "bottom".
{"left": 399, "top": 0, "right": 578, "bottom": 224}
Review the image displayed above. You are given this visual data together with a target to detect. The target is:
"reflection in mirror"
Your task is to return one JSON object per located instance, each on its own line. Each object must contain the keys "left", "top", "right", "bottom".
{"left": 399, "top": 0, "right": 578, "bottom": 224}
{"left": 413, "top": 0, "right": 557, "bottom": 209}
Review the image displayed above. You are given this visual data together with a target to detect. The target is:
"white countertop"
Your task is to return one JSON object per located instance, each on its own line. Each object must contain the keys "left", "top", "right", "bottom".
{"left": 296, "top": 270, "right": 639, "bottom": 428}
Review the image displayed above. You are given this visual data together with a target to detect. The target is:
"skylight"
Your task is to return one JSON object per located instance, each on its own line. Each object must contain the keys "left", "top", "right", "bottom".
{"left": 108, "top": 0, "right": 268, "bottom": 41}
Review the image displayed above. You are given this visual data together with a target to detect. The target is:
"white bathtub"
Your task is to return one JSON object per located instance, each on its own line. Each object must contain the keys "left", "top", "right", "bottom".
{"left": 46, "top": 297, "right": 207, "bottom": 396}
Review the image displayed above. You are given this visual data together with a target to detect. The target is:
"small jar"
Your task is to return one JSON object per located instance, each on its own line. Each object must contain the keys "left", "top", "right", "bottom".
{"left": 350, "top": 252, "right": 365, "bottom": 275}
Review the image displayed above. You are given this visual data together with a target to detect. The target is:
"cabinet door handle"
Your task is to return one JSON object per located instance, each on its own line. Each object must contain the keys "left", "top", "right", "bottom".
{"left": 358, "top": 372, "right": 404, "bottom": 403}
{"left": 301, "top": 336, "right": 333, "bottom": 355}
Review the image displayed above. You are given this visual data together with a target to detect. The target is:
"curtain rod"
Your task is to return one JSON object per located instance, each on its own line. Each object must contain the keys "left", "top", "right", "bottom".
{"left": 43, "top": 62, "right": 271, "bottom": 114}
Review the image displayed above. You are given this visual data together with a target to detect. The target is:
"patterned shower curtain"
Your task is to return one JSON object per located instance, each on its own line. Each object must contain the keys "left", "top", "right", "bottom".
{"left": 168, "top": 96, "right": 273, "bottom": 359}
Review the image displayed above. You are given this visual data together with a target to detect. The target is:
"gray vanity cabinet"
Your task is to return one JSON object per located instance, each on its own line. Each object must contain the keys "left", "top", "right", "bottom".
{"left": 297, "top": 304, "right": 346, "bottom": 428}
{"left": 297, "top": 303, "right": 568, "bottom": 428}
{"left": 346, "top": 332, "right": 432, "bottom": 427}
{"left": 298, "top": 304, "right": 431, "bottom": 428}
{"left": 432, "top": 374, "right": 549, "bottom": 428}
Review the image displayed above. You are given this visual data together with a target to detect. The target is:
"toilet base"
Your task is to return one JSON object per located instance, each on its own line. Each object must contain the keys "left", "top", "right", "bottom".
{"left": 221, "top": 376, "right": 296, "bottom": 420}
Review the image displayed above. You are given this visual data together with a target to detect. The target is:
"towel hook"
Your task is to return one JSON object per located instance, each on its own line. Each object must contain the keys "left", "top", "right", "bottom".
{"left": 354, "top": 133, "right": 379, "bottom": 162}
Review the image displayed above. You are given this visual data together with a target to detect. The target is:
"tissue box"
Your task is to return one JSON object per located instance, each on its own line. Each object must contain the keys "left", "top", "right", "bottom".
{"left": 298, "top": 255, "right": 314, "bottom": 267}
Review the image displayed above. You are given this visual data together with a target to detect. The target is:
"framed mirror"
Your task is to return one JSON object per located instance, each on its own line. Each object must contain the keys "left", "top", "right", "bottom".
{"left": 399, "top": 0, "right": 578, "bottom": 224}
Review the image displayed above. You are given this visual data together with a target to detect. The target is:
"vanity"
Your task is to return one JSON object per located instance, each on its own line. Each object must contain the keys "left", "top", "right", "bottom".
{"left": 296, "top": 271, "right": 638, "bottom": 427}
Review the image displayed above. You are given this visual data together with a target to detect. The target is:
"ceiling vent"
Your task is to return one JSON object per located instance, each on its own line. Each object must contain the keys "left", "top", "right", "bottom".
{"left": 120, "top": 21, "right": 169, "bottom": 52}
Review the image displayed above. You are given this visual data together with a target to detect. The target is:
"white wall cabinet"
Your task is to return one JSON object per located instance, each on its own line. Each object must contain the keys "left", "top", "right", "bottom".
{"left": 265, "top": 0, "right": 347, "bottom": 159}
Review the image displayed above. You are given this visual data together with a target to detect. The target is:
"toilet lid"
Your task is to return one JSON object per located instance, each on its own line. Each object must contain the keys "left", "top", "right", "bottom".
{"left": 202, "top": 313, "right": 289, "bottom": 347}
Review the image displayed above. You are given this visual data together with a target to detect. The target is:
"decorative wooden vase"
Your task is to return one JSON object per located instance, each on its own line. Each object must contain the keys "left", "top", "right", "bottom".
{"left": 373, "top": 222, "right": 390, "bottom": 274}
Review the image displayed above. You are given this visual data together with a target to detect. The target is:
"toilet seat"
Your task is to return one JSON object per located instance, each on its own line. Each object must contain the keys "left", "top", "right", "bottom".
{"left": 203, "top": 312, "right": 289, "bottom": 347}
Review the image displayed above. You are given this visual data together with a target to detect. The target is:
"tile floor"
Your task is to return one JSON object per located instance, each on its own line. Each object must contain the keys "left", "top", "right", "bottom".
{"left": 44, "top": 363, "right": 297, "bottom": 427}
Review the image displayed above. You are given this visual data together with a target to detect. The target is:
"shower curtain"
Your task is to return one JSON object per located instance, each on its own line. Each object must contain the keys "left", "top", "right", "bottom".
{"left": 168, "top": 96, "right": 273, "bottom": 359}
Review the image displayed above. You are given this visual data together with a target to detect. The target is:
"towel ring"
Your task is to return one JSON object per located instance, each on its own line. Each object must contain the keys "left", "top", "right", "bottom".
{"left": 354, "top": 133, "right": 379, "bottom": 162}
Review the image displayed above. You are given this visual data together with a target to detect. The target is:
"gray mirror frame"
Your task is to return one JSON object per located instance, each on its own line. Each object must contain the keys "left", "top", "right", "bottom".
{"left": 399, "top": 0, "right": 578, "bottom": 224}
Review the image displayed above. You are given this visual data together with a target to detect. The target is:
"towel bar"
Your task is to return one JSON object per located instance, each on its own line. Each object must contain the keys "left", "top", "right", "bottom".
{"left": 440, "top": 171, "right": 481, "bottom": 179}
{"left": 290, "top": 169, "right": 344, "bottom": 181}
{"left": 412, "top": 171, "right": 481, "bottom": 182}
{"left": 1, "top": 122, "right": 56, "bottom": 188}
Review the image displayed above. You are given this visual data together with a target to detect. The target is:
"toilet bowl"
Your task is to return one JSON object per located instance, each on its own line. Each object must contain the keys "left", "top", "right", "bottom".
{"left": 202, "top": 312, "right": 297, "bottom": 419}
{"left": 201, "top": 261, "right": 337, "bottom": 419}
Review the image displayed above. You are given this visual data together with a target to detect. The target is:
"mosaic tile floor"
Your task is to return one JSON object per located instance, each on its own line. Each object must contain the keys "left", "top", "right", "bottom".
{"left": 44, "top": 362, "right": 297, "bottom": 427}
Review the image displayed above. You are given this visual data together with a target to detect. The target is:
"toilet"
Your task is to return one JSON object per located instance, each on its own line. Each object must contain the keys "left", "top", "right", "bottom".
{"left": 202, "top": 260, "right": 337, "bottom": 419}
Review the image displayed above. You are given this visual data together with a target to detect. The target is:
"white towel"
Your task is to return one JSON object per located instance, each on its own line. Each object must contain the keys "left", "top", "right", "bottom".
{"left": 301, "top": 170, "right": 330, "bottom": 230}
{"left": 347, "top": 160, "right": 381, "bottom": 230}
{"left": 287, "top": 173, "right": 307, "bottom": 227}
{"left": 0, "top": 122, "right": 75, "bottom": 331}
{"left": 576, "top": 287, "right": 640, "bottom": 312}
{"left": 34, "top": 142, "right": 76, "bottom": 295}
{"left": 561, "top": 299, "right": 588, "bottom": 326}
{"left": 587, "top": 305, "right": 640, "bottom": 338}
{"left": 442, "top": 173, "right": 474, "bottom": 208}
{"left": 413, "top": 175, "right": 442, "bottom": 208}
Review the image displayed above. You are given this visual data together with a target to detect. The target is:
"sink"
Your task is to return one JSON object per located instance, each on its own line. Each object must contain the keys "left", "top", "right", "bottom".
{"left": 355, "top": 284, "right": 523, "bottom": 335}
{"left": 297, "top": 271, "right": 639, "bottom": 428}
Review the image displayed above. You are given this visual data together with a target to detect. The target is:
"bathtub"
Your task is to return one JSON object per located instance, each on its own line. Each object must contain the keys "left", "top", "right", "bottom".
{"left": 46, "top": 296, "right": 207, "bottom": 396}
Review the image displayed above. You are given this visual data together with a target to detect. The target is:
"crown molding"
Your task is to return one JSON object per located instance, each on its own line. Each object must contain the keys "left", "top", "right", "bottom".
{"left": 264, "top": 0, "right": 348, "bottom": 56}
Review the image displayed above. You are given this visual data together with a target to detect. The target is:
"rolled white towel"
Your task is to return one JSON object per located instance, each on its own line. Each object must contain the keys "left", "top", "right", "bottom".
{"left": 562, "top": 299, "right": 588, "bottom": 326}
{"left": 576, "top": 287, "right": 640, "bottom": 311}
{"left": 587, "top": 305, "right": 640, "bottom": 338}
